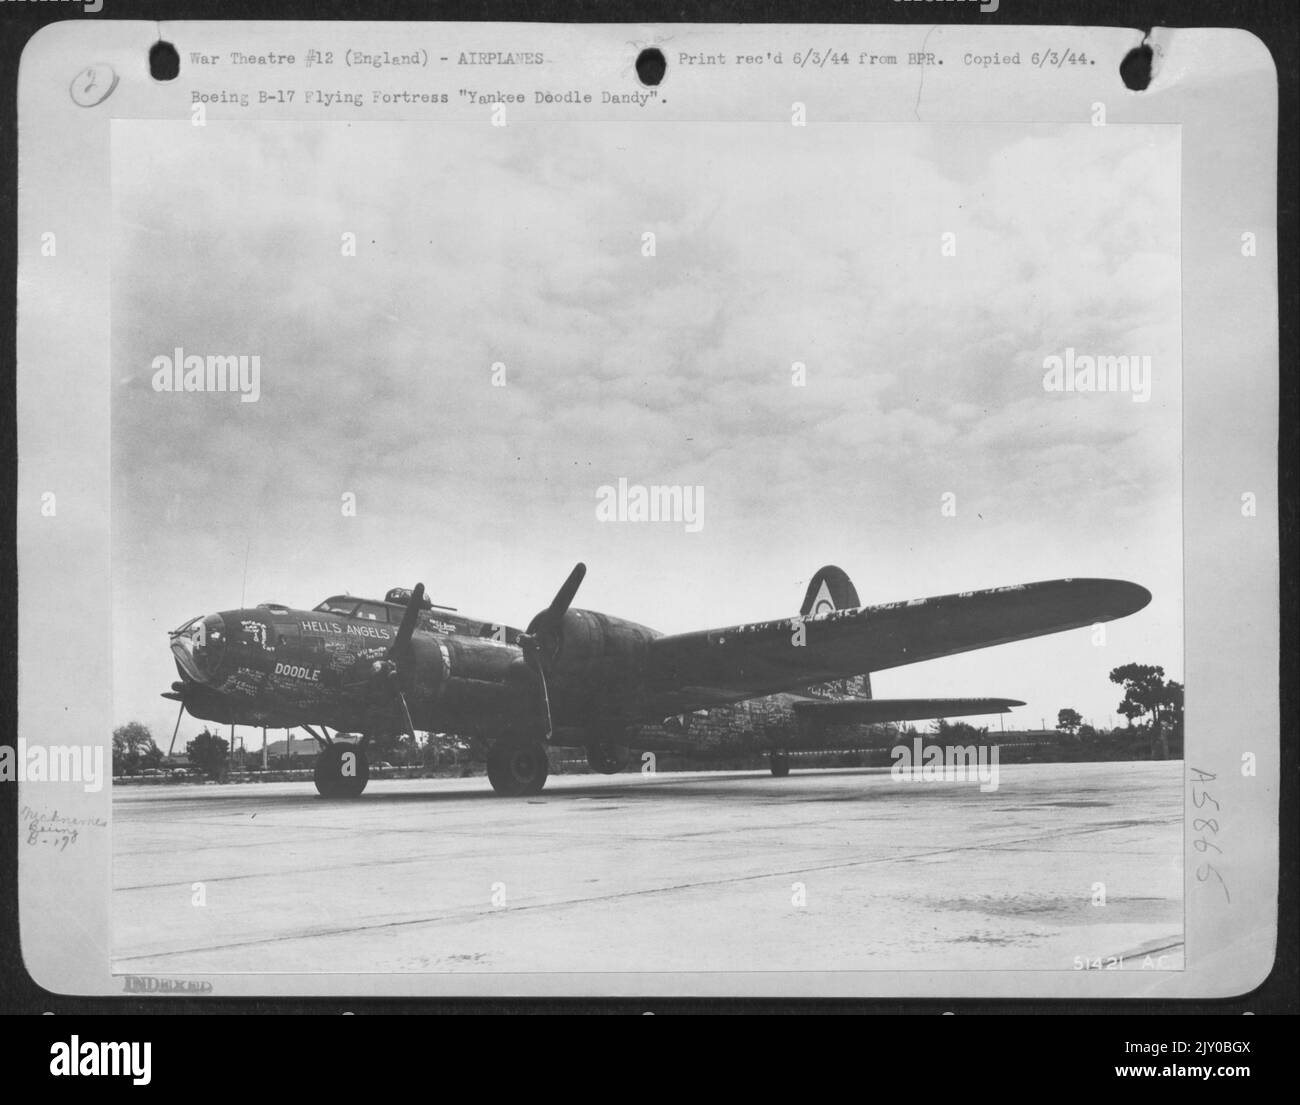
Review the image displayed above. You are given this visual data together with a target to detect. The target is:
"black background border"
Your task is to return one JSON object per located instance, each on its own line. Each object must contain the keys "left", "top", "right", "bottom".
{"left": 0, "top": 0, "right": 1293, "bottom": 1025}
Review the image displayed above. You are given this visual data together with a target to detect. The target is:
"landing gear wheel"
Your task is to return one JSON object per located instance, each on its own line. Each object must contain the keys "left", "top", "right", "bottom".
{"left": 314, "top": 743, "right": 369, "bottom": 798}
{"left": 769, "top": 751, "right": 790, "bottom": 778}
{"left": 585, "top": 744, "right": 631, "bottom": 775}
{"left": 486, "top": 743, "right": 549, "bottom": 796}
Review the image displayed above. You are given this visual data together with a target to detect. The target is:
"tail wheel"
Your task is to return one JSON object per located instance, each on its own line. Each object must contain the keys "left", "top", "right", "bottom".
{"left": 486, "top": 742, "right": 549, "bottom": 796}
{"left": 769, "top": 750, "right": 790, "bottom": 778}
{"left": 314, "top": 743, "right": 370, "bottom": 798}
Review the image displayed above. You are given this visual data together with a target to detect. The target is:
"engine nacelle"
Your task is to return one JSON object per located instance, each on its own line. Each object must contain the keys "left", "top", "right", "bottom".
{"left": 545, "top": 609, "right": 660, "bottom": 726}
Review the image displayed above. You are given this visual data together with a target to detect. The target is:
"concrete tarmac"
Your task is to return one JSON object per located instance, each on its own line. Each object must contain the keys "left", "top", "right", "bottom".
{"left": 112, "top": 761, "right": 1183, "bottom": 975}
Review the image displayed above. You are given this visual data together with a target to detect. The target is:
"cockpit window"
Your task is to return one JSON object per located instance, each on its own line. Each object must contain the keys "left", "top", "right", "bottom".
{"left": 353, "top": 602, "right": 387, "bottom": 621}
{"left": 314, "top": 598, "right": 358, "bottom": 617}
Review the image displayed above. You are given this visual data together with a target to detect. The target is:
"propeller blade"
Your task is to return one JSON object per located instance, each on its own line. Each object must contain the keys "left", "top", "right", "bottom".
{"left": 396, "top": 690, "right": 417, "bottom": 742}
{"left": 536, "top": 667, "right": 553, "bottom": 740}
{"left": 517, "top": 564, "right": 585, "bottom": 740}
{"left": 523, "top": 562, "right": 587, "bottom": 669}
{"left": 360, "top": 585, "right": 424, "bottom": 739}
{"left": 545, "top": 563, "right": 586, "bottom": 623}
{"left": 388, "top": 582, "right": 426, "bottom": 660}
{"left": 518, "top": 636, "right": 554, "bottom": 740}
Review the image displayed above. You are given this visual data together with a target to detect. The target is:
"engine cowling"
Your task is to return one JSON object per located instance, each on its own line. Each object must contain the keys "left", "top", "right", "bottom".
{"left": 544, "top": 609, "right": 660, "bottom": 726}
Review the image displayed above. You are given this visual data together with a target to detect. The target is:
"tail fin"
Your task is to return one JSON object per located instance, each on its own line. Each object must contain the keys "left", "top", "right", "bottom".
{"left": 800, "top": 566, "right": 870, "bottom": 699}
{"left": 800, "top": 565, "right": 860, "bottom": 617}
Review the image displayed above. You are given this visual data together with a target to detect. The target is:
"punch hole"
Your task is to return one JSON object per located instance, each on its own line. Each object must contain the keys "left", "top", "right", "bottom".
{"left": 636, "top": 48, "right": 666, "bottom": 87}
{"left": 150, "top": 41, "right": 180, "bottom": 82}
{"left": 1119, "top": 42, "right": 1152, "bottom": 91}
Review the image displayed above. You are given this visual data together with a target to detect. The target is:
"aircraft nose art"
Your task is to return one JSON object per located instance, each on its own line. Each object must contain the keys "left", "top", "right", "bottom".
{"left": 169, "top": 613, "right": 227, "bottom": 684}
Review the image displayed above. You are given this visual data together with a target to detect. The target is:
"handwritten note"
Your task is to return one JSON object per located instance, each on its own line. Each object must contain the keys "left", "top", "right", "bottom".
{"left": 20, "top": 804, "right": 105, "bottom": 852}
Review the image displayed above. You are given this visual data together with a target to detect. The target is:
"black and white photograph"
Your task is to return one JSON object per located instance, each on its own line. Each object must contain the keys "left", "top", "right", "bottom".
{"left": 11, "top": 19, "right": 1281, "bottom": 1003}
{"left": 106, "top": 113, "right": 1186, "bottom": 978}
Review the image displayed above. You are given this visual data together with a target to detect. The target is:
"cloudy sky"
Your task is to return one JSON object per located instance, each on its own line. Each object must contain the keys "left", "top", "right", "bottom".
{"left": 112, "top": 119, "right": 1181, "bottom": 743}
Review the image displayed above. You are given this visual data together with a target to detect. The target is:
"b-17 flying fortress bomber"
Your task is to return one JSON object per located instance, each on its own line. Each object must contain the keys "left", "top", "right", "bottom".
{"left": 166, "top": 564, "right": 1151, "bottom": 798}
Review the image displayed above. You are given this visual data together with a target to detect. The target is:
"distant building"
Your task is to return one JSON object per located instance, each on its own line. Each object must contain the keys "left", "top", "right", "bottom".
{"left": 992, "top": 729, "right": 1063, "bottom": 745}
{"left": 260, "top": 738, "right": 328, "bottom": 766}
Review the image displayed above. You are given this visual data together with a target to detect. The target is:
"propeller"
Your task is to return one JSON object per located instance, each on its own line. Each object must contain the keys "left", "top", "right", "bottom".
{"left": 389, "top": 582, "right": 426, "bottom": 658}
{"left": 374, "top": 583, "right": 425, "bottom": 740}
{"left": 517, "top": 563, "right": 586, "bottom": 739}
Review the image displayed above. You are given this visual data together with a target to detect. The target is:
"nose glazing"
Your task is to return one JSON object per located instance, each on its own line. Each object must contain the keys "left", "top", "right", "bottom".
{"left": 170, "top": 613, "right": 227, "bottom": 683}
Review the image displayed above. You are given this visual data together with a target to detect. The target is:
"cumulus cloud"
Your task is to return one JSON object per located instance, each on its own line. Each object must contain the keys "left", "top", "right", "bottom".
{"left": 112, "top": 120, "right": 1181, "bottom": 736}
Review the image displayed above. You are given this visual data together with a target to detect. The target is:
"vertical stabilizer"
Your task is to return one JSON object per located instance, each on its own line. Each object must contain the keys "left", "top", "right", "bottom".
{"left": 799, "top": 566, "right": 871, "bottom": 699}
{"left": 800, "top": 565, "right": 860, "bottom": 617}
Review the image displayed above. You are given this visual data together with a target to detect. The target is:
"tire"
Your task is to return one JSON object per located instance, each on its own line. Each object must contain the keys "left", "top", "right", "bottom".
{"left": 486, "top": 743, "right": 549, "bottom": 796}
{"left": 314, "top": 743, "right": 369, "bottom": 798}
{"left": 585, "top": 744, "right": 631, "bottom": 775}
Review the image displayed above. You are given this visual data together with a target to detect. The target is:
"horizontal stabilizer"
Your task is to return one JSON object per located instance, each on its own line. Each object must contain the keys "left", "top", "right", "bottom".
{"left": 793, "top": 696, "right": 1025, "bottom": 724}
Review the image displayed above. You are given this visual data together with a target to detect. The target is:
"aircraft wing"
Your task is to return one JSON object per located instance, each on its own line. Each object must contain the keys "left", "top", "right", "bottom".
{"left": 640, "top": 578, "right": 1149, "bottom": 717}
{"left": 791, "top": 696, "right": 1024, "bottom": 724}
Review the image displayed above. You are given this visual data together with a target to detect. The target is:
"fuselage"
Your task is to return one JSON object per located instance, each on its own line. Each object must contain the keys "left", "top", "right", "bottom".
{"left": 167, "top": 595, "right": 877, "bottom": 751}
{"left": 170, "top": 594, "right": 529, "bottom": 737}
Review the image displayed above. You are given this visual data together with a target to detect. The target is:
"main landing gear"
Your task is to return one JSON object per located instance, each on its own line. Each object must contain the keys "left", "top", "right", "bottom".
{"left": 313, "top": 739, "right": 370, "bottom": 798}
{"left": 769, "top": 750, "right": 790, "bottom": 777}
{"left": 486, "top": 742, "right": 549, "bottom": 796}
